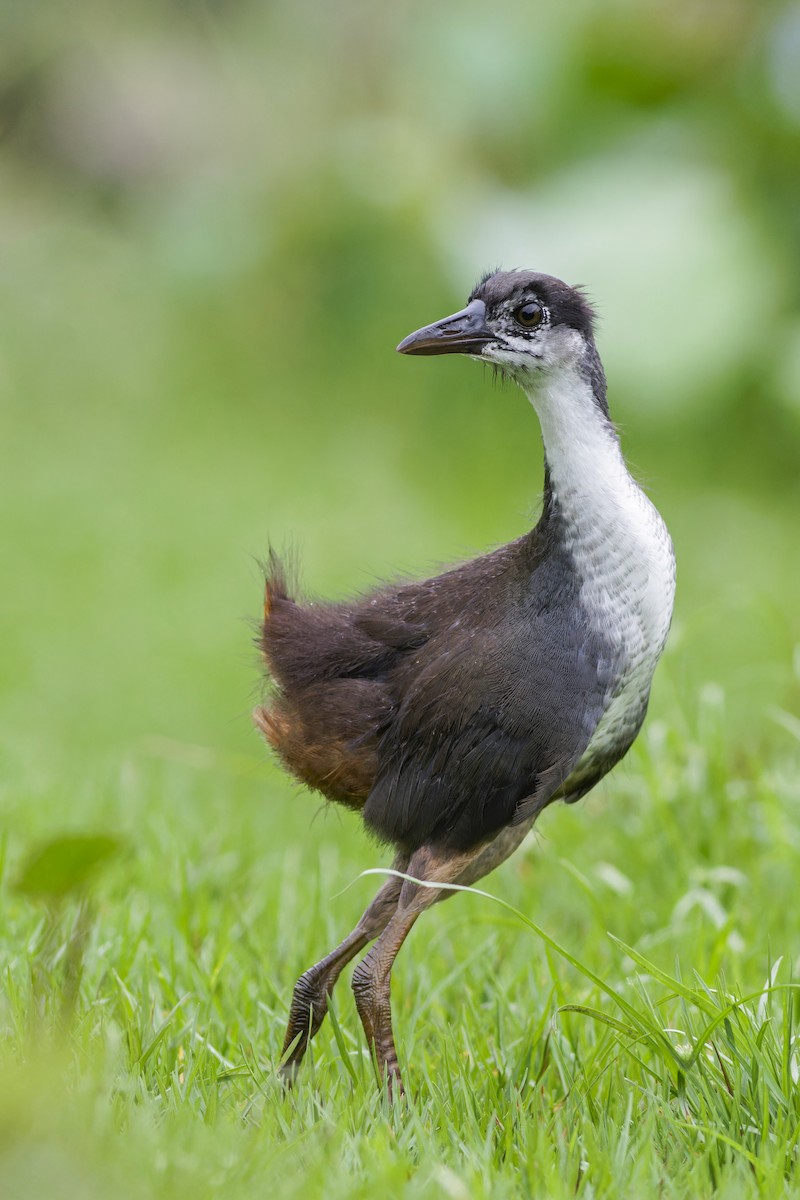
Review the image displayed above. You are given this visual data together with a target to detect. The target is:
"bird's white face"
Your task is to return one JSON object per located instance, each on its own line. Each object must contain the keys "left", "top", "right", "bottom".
{"left": 396, "top": 270, "right": 595, "bottom": 393}
{"left": 477, "top": 310, "right": 588, "bottom": 385}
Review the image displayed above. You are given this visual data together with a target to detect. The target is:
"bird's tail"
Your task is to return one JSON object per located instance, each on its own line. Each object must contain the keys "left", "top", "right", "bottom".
{"left": 255, "top": 546, "right": 303, "bottom": 771}
{"left": 253, "top": 547, "right": 391, "bottom": 809}
{"left": 262, "top": 546, "right": 295, "bottom": 623}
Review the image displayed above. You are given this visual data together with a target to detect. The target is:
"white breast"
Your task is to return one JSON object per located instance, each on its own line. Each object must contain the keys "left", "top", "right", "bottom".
{"left": 526, "top": 363, "right": 676, "bottom": 775}
{"left": 569, "top": 473, "right": 676, "bottom": 768}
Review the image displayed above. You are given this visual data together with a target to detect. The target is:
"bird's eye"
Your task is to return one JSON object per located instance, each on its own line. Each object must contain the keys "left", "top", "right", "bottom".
{"left": 513, "top": 301, "right": 543, "bottom": 329}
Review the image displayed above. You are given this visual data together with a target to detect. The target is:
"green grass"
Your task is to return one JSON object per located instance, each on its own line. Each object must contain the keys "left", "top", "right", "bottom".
{"left": 3, "top": 678, "right": 800, "bottom": 1199}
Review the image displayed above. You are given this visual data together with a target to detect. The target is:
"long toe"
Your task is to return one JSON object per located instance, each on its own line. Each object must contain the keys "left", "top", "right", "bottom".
{"left": 280, "top": 965, "right": 330, "bottom": 1067}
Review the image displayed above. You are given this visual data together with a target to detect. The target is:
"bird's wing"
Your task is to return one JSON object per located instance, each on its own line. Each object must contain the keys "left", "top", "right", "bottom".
{"left": 362, "top": 614, "right": 617, "bottom": 851}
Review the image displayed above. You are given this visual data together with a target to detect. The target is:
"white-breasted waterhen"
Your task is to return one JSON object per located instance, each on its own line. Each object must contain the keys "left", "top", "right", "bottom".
{"left": 256, "top": 269, "right": 676, "bottom": 1096}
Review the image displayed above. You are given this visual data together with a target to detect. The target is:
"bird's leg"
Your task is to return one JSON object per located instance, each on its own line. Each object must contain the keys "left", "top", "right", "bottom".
{"left": 280, "top": 855, "right": 408, "bottom": 1079}
{"left": 350, "top": 843, "right": 481, "bottom": 1099}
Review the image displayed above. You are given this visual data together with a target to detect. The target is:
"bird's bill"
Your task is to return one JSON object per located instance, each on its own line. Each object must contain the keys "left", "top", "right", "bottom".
{"left": 396, "top": 299, "right": 495, "bottom": 356}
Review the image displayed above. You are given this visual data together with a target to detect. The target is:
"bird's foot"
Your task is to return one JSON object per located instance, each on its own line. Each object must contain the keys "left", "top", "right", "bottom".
{"left": 279, "top": 964, "right": 331, "bottom": 1074}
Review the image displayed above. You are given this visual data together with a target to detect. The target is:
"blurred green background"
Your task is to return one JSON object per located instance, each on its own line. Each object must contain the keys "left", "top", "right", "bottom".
{"left": 2, "top": 2, "right": 800, "bottom": 1195}
{"left": 2, "top": 0, "right": 799, "bottom": 800}
{"left": 0, "top": 3, "right": 799, "bottom": 915}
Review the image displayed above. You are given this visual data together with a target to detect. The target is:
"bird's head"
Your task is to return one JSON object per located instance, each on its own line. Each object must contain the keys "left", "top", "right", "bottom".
{"left": 397, "top": 269, "right": 599, "bottom": 390}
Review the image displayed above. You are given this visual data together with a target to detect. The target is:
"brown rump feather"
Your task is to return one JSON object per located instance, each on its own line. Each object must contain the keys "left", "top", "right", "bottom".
{"left": 255, "top": 550, "right": 400, "bottom": 810}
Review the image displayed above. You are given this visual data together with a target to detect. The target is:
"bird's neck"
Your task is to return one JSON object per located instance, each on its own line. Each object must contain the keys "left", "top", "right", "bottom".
{"left": 523, "top": 360, "right": 637, "bottom": 534}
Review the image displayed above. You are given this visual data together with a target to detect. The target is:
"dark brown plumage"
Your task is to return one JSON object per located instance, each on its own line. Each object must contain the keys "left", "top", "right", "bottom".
{"left": 257, "top": 504, "right": 616, "bottom": 853}
{"left": 255, "top": 269, "right": 675, "bottom": 1096}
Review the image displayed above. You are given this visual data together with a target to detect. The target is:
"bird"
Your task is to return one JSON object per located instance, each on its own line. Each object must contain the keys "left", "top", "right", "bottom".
{"left": 255, "top": 268, "right": 676, "bottom": 1097}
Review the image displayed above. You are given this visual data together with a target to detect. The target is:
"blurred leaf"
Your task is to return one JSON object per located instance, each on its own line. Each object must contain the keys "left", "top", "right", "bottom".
{"left": 14, "top": 833, "right": 123, "bottom": 900}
